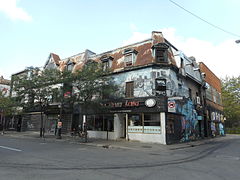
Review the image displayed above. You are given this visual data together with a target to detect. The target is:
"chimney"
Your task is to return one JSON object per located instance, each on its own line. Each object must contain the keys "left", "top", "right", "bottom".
{"left": 152, "top": 31, "right": 164, "bottom": 44}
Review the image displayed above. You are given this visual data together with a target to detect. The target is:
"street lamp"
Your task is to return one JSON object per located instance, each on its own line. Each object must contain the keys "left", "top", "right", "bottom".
{"left": 235, "top": 40, "right": 240, "bottom": 44}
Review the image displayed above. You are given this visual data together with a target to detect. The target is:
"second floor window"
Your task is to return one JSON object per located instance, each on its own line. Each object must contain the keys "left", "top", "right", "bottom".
{"left": 126, "top": 81, "right": 134, "bottom": 98}
{"left": 152, "top": 43, "right": 169, "bottom": 63}
{"left": 125, "top": 54, "right": 134, "bottom": 66}
{"left": 155, "top": 78, "right": 166, "bottom": 95}
{"left": 155, "top": 49, "right": 167, "bottom": 62}
{"left": 123, "top": 48, "right": 138, "bottom": 67}
{"left": 100, "top": 55, "right": 113, "bottom": 71}
{"left": 102, "top": 60, "right": 112, "bottom": 71}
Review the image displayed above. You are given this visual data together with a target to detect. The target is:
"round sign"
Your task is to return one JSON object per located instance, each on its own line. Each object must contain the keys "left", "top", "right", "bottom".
{"left": 168, "top": 102, "right": 175, "bottom": 108}
{"left": 145, "top": 99, "right": 156, "bottom": 107}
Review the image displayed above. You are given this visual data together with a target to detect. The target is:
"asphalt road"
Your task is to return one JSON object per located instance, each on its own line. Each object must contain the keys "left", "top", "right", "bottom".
{"left": 0, "top": 135, "right": 239, "bottom": 180}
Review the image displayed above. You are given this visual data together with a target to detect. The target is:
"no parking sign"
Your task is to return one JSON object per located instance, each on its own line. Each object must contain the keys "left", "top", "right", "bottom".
{"left": 168, "top": 100, "right": 176, "bottom": 113}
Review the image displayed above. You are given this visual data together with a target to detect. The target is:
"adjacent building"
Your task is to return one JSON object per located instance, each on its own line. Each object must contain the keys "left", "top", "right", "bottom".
{"left": 199, "top": 62, "right": 224, "bottom": 136}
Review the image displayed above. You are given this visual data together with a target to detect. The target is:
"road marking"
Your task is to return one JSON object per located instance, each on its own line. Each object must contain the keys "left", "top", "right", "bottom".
{"left": 0, "top": 145, "right": 22, "bottom": 152}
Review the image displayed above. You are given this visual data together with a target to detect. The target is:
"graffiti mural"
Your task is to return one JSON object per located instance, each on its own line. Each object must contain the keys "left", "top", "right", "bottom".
{"left": 112, "top": 67, "right": 154, "bottom": 98}
{"left": 176, "top": 99, "right": 199, "bottom": 142}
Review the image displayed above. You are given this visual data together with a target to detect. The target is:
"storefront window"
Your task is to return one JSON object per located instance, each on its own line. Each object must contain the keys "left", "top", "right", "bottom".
{"left": 86, "top": 115, "right": 95, "bottom": 130}
{"left": 128, "top": 113, "right": 161, "bottom": 134}
{"left": 86, "top": 115, "right": 114, "bottom": 132}
{"left": 144, "top": 114, "right": 160, "bottom": 126}
{"left": 103, "top": 115, "right": 114, "bottom": 132}
{"left": 128, "top": 114, "right": 142, "bottom": 126}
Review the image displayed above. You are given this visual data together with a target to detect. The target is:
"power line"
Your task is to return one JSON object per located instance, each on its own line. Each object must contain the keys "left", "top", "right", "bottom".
{"left": 169, "top": 0, "right": 240, "bottom": 38}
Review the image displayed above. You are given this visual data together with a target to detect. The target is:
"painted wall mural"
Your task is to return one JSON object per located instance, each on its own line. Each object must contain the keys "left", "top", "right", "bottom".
{"left": 112, "top": 67, "right": 190, "bottom": 100}
{"left": 176, "top": 99, "right": 199, "bottom": 142}
{"left": 112, "top": 67, "right": 154, "bottom": 98}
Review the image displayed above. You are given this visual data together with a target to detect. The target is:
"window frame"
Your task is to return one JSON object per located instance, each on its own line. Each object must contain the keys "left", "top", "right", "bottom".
{"left": 123, "top": 48, "right": 138, "bottom": 67}
{"left": 152, "top": 43, "right": 169, "bottom": 63}
{"left": 125, "top": 81, "right": 134, "bottom": 98}
{"left": 100, "top": 55, "right": 113, "bottom": 71}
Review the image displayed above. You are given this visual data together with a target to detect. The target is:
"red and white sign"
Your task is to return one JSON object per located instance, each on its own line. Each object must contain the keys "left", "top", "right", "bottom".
{"left": 168, "top": 101, "right": 176, "bottom": 112}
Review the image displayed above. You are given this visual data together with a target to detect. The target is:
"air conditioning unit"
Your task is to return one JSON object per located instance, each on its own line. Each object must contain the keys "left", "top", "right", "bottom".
{"left": 196, "top": 96, "right": 201, "bottom": 104}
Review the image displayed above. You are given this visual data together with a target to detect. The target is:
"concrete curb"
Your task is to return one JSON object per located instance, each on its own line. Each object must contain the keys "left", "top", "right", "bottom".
{"left": 1, "top": 131, "right": 227, "bottom": 151}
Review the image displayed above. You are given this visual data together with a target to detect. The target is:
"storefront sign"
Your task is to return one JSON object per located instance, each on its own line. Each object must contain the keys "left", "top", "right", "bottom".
{"left": 125, "top": 100, "right": 140, "bottom": 107}
{"left": 103, "top": 100, "right": 141, "bottom": 108}
{"left": 101, "top": 96, "right": 167, "bottom": 113}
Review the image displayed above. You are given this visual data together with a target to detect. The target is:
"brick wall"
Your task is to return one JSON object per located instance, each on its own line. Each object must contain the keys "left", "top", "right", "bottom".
{"left": 199, "top": 62, "right": 221, "bottom": 93}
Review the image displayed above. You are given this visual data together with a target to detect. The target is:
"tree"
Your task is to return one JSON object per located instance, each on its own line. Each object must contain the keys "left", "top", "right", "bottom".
{"left": 71, "top": 62, "right": 117, "bottom": 109}
{"left": 0, "top": 90, "right": 15, "bottom": 133}
{"left": 12, "top": 67, "right": 64, "bottom": 137}
{"left": 221, "top": 76, "right": 240, "bottom": 128}
{"left": 12, "top": 63, "right": 117, "bottom": 137}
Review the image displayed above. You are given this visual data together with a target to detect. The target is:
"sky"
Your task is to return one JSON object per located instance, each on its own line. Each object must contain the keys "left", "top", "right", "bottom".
{"left": 0, "top": 0, "right": 240, "bottom": 80}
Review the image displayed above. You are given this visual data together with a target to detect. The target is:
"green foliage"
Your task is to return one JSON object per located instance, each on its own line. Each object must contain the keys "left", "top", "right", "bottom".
{"left": 0, "top": 91, "right": 15, "bottom": 116}
{"left": 12, "top": 67, "right": 64, "bottom": 110}
{"left": 221, "top": 76, "right": 240, "bottom": 127}
{"left": 72, "top": 62, "right": 117, "bottom": 103}
{"left": 12, "top": 63, "right": 117, "bottom": 110}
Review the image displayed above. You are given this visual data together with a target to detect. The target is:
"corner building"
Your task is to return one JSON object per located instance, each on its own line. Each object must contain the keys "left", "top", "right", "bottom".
{"left": 15, "top": 31, "right": 223, "bottom": 144}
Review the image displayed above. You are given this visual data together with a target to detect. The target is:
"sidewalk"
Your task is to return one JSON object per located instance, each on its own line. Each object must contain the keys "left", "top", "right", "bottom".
{"left": 1, "top": 130, "right": 224, "bottom": 152}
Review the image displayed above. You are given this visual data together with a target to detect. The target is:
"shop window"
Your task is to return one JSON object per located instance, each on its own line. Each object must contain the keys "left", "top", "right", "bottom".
{"left": 103, "top": 115, "right": 114, "bottom": 132}
{"left": 127, "top": 113, "right": 161, "bottom": 134}
{"left": 144, "top": 114, "right": 160, "bottom": 126}
{"left": 128, "top": 114, "right": 142, "bottom": 126}
{"left": 86, "top": 115, "right": 114, "bottom": 132}
{"left": 95, "top": 115, "right": 104, "bottom": 131}
{"left": 126, "top": 81, "right": 134, "bottom": 98}
{"left": 86, "top": 115, "right": 95, "bottom": 130}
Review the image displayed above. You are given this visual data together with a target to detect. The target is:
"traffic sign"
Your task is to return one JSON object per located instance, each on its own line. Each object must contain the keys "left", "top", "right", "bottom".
{"left": 168, "top": 101, "right": 176, "bottom": 112}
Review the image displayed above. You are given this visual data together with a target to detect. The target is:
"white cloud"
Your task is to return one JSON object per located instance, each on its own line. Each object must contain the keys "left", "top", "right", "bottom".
{"left": 130, "top": 23, "right": 138, "bottom": 32}
{"left": 122, "top": 27, "right": 240, "bottom": 78}
{"left": 0, "top": 0, "right": 32, "bottom": 22}
{"left": 122, "top": 31, "right": 150, "bottom": 46}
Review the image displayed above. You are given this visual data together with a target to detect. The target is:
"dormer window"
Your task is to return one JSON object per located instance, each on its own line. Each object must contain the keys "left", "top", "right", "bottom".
{"left": 100, "top": 55, "right": 113, "bottom": 71}
{"left": 67, "top": 60, "right": 75, "bottom": 71}
{"left": 152, "top": 43, "right": 169, "bottom": 63}
{"left": 123, "top": 48, "right": 138, "bottom": 67}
